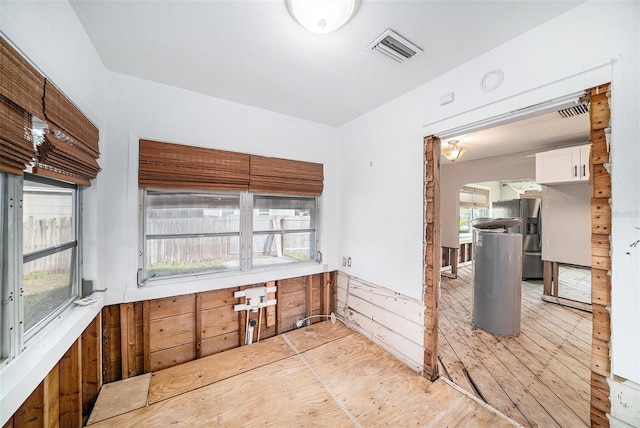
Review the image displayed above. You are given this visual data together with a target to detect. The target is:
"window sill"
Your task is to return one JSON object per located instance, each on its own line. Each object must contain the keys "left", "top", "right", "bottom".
{"left": 128, "top": 260, "right": 327, "bottom": 302}
{"left": 0, "top": 293, "right": 104, "bottom": 425}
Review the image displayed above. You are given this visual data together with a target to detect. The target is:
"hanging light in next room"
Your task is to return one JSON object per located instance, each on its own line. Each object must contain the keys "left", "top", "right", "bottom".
{"left": 286, "top": 0, "right": 360, "bottom": 34}
{"left": 442, "top": 140, "right": 466, "bottom": 163}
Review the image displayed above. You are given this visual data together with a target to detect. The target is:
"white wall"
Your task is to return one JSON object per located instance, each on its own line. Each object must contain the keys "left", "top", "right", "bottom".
{"left": 440, "top": 153, "right": 536, "bottom": 248}
{"left": 338, "top": 1, "right": 639, "bottom": 383}
{"left": 99, "top": 73, "right": 339, "bottom": 304}
{"left": 541, "top": 183, "right": 592, "bottom": 267}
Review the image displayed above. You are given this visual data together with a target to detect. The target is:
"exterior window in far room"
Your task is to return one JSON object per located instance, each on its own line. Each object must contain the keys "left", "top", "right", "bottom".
{"left": 459, "top": 186, "right": 489, "bottom": 237}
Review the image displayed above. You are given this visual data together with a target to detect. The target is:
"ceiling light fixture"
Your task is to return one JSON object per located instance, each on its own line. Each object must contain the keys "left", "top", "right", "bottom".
{"left": 442, "top": 140, "right": 466, "bottom": 162}
{"left": 286, "top": 0, "right": 360, "bottom": 34}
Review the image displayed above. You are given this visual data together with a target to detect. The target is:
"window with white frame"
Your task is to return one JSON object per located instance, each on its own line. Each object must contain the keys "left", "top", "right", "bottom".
{"left": 138, "top": 190, "right": 318, "bottom": 284}
{"left": 1, "top": 172, "right": 80, "bottom": 362}
{"left": 459, "top": 186, "right": 490, "bottom": 236}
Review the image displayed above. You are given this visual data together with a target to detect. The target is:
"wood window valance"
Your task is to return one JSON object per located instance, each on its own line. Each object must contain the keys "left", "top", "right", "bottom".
{"left": 139, "top": 139, "right": 324, "bottom": 196}
{"left": 0, "top": 37, "right": 101, "bottom": 185}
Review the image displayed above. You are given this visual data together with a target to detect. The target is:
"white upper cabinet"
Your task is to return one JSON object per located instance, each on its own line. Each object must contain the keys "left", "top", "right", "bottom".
{"left": 535, "top": 144, "right": 590, "bottom": 184}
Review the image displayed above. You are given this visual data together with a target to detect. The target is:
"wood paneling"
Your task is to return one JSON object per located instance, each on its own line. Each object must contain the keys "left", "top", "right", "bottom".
{"left": 101, "top": 273, "right": 335, "bottom": 376}
{"left": 337, "top": 273, "right": 425, "bottom": 373}
{"left": 44, "top": 365, "right": 60, "bottom": 428}
{"left": 12, "top": 384, "right": 44, "bottom": 427}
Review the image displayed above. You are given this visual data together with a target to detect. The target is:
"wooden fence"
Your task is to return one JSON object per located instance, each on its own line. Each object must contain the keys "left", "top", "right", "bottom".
{"left": 23, "top": 216, "right": 73, "bottom": 274}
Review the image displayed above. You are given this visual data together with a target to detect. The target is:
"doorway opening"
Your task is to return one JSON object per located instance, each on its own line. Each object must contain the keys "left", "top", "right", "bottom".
{"left": 423, "top": 83, "right": 612, "bottom": 427}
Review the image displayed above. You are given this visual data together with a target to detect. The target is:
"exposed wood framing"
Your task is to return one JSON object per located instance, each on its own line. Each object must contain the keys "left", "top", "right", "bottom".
{"left": 98, "top": 273, "right": 334, "bottom": 380}
{"left": 265, "top": 281, "right": 276, "bottom": 327}
{"left": 423, "top": 135, "right": 441, "bottom": 381}
{"left": 195, "top": 294, "right": 202, "bottom": 358}
{"left": 306, "top": 275, "right": 313, "bottom": 321}
{"left": 588, "top": 83, "right": 612, "bottom": 427}
{"left": 81, "top": 316, "right": 101, "bottom": 422}
{"left": 142, "top": 300, "right": 151, "bottom": 372}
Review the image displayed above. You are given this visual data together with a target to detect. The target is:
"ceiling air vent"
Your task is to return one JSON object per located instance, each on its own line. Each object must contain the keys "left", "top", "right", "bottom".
{"left": 557, "top": 103, "right": 589, "bottom": 118}
{"left": 366, "top": 29, "right": 422, "bottom": 63}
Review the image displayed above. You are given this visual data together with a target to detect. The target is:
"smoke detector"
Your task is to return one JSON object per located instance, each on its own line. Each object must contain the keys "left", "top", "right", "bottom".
{"left": 366, "top": 29, "right": 422, "bottom": 63}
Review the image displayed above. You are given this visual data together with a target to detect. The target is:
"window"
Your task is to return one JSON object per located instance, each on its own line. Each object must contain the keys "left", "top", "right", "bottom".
{"left": 139, "top": 190, "right": 318, "bottom": 284}
{"left": 252, "top": 195, "right": 316, "bottom": 267}
{"left": 459, "top": 186, "right": 490, "bottom": 236}
{"left": 1, "top": 172, "right": 80, "bottom": 362}
{"left": 141, "top": 191, "right": 241, "bottom": 280}
{"left": 22, "top": 175, "right": 79, "bottom": 337}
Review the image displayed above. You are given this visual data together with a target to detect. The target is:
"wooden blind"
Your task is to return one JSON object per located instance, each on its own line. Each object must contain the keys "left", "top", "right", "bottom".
{"left": 0, "top": 38, "right": 45, "bottom": 118}
{"left": 0, "top": 99, "right": 33, "bottom": 175}
{"left": 34, "top": 132, "right": 101, "bottom": 186}
{"left": 139, "top": 139, "right": 250, "bottom": 190}
{"left": 0, "top": 37, "right": 101, "bottom": 183}
{"left": 34, "top": 80, "right": 101, "bottom": 185}
{"left": 0, "top": 38, "right": 44, "bottom": 174}
{"left": 138, "top": 140, "right": 324, "bottom": 195}
{"left": 249, "top": 155, "right": 324, "bottom": 196}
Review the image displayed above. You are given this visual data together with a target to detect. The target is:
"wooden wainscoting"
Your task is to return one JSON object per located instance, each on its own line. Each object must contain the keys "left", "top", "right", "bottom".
{"left": 336, "top": 272, "right": 425, "bottom": 372}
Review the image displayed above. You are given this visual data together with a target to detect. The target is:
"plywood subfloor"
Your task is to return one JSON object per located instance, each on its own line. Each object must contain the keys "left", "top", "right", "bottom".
{"left": 439, "top": 264, "right": 592, "bottom": 427}
{"left": 89, "top": 320, "right": 517, "bottom": 427}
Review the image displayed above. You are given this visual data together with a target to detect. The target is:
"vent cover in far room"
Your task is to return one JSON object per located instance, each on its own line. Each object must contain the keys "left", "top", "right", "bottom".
{"left": 557, "top": 103, "right": 589, "bottom": 118}
{"left": 366, "top": 29, "right": 422, "bottom": 63}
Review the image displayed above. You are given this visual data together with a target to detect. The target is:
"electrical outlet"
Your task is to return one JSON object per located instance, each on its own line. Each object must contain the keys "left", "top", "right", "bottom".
{"left": 347, "top": 257, "right": 352, "bottom": 267}
{"left": 342, "top": 256, "right": 347, "bottom": 267}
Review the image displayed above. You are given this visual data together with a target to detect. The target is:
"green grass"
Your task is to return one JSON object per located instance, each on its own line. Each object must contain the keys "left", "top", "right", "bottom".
{"left": 147, "top": 258, "right": 231, "bottom": 278}
{"left": 23, "top": 272, "right": 71, "bottom": 331}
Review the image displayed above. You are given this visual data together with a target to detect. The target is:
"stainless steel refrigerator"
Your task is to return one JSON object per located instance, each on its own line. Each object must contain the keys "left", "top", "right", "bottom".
{"left": 491, "top": 198, "right": 543, "bottom": 279}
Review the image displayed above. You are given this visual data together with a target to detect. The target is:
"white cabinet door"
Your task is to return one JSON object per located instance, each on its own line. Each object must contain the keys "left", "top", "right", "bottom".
{"left": 579, "top": 144, "right": 591, "bottom": 181}
{"left": 536, "top": 146, "right": 582, "bottom": 184}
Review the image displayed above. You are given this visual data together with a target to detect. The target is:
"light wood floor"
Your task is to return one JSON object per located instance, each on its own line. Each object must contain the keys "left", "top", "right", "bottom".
{"left": 438, "top": 264, "right": 592, "bottom": 427}
{"left": 557, "top": 264, "right": 591, "bottom": 304}
{"left": 88, "top": 320, "right": 517, "bottom": 427}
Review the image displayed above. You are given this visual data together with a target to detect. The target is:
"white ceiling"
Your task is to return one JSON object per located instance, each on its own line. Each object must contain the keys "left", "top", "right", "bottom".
{"left": 443, "top": 106, "right": 591, "bottom": 164}
{"left": 70, "top": 0, "right": 584, "bottom": 128}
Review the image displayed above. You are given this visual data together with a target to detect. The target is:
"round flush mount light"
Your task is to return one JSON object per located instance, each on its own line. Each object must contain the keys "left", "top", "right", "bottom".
{"left": 286, "top": 0, "right": 360, "bottom": 34}
{"left": 481, "top": 69, "right": 504, "bottom": 92}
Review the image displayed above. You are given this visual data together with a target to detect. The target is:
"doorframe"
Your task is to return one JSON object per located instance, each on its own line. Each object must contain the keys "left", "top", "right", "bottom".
{"left": 422, "top": 83, "right": 612, "bottom": 425}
